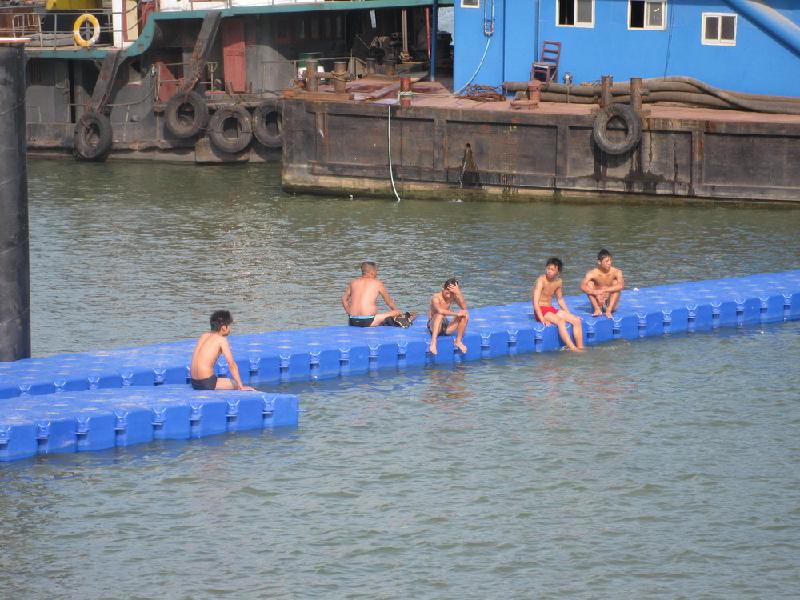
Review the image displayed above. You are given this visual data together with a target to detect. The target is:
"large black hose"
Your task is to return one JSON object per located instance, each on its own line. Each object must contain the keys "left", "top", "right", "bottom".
{"left": 506, "top": 76, "right": 800, "bottom": 114}
{"left": 0, "top": 42, "right": 31, "bottom": 361}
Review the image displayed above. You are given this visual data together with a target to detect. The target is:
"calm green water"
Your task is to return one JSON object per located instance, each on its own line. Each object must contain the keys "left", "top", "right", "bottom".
{"left": 1, "top": 160, "right": 799, "bottom": 598}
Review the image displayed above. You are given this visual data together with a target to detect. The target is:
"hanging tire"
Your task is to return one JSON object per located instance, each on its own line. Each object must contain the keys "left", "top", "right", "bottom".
{"left": 208, "top": 104, "right": 253, "bottom": 154}
{"left": 252, "top": 99, "right": 283, "bottom": 148}
{"left": 592, "top": 104, "right": 642, "bottom": 155}
{"left": 164, "top": 91, "right": 208, "bottom": 139}
{"left": 73, "top": 111, "right": 112, "bottom": 161}
{"left": 73, "top": 13, "right": 100, "bottom": 48}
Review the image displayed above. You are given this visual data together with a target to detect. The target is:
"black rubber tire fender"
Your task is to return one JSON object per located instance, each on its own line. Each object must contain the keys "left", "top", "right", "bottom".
{"left": 592, "top": 104, "right": 642, "bottom": 155}
{"left": 252, "top": 99, "right": 283, "bottom": 148}
{"left": 164, "top": 91, "right": 208, "bottom": 139}
{"left": 208, "top": 104, "right": 253, "bottom": 154}
{"left": 73, "top": 111, "right": 112, "bottom": 161}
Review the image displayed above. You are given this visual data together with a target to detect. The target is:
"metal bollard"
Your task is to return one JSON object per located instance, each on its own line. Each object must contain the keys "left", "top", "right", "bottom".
{"left": 599, "top": 75, "right": 613, "bottom": 109}
{"left": 399, "top": 77, "right": 412, "bottom": 108}
{"left": 630, "top": 77, "right": 643, "bottom": 113}
{"left": 333, "top": 60, "right": 348, "bottom": 94}
{"left": 305, "top": 58, "right": 319, "bottom": 92}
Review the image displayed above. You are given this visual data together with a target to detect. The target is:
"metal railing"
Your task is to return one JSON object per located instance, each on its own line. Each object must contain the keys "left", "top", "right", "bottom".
{"left": 0, "top": 9, "right": 139, "bottom": 51}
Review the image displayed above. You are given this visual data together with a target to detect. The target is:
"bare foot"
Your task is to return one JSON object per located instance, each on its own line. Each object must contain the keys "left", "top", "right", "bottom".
{"left": 428, "top": 344, "right": 437, "bottom": 355}
{"left": 604, "top": 310, "right": 613, "bottom": 319}
{"left": 454, "top": 341, "right": 467, "bottom": 353}
{"left": 572, "top": 346, "right": 586, "bottom": 353}
{"left": 592, "top": 310, "right": 602, "bottom": 317}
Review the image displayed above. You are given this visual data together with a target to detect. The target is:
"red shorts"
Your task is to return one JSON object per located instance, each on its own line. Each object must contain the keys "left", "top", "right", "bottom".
{"left": 536, "top": 305, "right": 558, "bottom": 322}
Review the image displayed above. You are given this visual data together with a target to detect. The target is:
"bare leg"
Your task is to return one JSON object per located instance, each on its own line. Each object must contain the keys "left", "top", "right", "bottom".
{"left": 562, "top": 312, "right": 585, "bottom": 351}
{"left": 445, "top": 314, "right": 469, "bottom": 353}
{"left": 606, "top": 291, "right": 621, "bottom": 318}
{"left": 214, "top": 377, "right": 237, "bottom": 390}
{"left": 545, "top": 313, "right": 577, "bottom": 351}
{"left": 586, "top": 282, "right": 603, "bottom": 316}
{"left": 371, "top": 309, "right": 403, "bottom": 327}
{"left": 428, "top": 314, "right": 444, "bottom": 355}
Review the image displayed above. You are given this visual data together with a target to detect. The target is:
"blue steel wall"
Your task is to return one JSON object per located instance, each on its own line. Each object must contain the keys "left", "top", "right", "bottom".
{"left": 454, "top": 0, "right": 800, "bottom": 97}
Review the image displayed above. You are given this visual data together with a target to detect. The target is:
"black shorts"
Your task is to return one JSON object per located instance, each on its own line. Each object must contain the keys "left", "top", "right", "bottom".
{"left": 427, "top": 317, "right": 450, "bottom": 336}
{"left": 349, "top": 316, "right": 375, "bottom": 327}
{"left": 191, "top": 375, "right": 218, "bottom": 390}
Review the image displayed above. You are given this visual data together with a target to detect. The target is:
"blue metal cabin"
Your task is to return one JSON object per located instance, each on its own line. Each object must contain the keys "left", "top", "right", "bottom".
{"left": 454, "top": 0, "right": 800, "bottom": 97}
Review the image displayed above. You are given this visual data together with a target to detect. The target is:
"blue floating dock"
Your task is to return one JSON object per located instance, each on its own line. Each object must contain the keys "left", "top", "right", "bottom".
{"left": 1, "top": 270, "right": 798, "bottom": 462}
{"left": 0, "top": 388, "right": 299, "bottom": 462}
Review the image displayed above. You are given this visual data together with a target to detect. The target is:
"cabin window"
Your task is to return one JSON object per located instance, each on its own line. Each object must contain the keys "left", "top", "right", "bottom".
{"left": 461, "top": 0, "right": 480, "bottom": 8}
{"left": 702, "top": 13, "right": 736, "bottom": 45}
{"left": 557, "top": 0, "right": 594, "bottom": 28}
{"left": 629, "top": 1, "right": 665, "bottom": 30}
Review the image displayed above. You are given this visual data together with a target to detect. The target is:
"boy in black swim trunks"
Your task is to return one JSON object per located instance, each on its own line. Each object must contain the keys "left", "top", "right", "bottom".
{"left": 342, "top": 261, "right": 407, "bottom": 327}
{"left": 189, "top": 310, "right": 255, "bottom": 391}
{"left": 427, "top": 278, "right": 469, "bottom": 355}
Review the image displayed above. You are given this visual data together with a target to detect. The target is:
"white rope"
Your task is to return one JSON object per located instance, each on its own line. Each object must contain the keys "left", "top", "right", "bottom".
{"left": 387, "top": 104, "right": 401, "bottom": 202}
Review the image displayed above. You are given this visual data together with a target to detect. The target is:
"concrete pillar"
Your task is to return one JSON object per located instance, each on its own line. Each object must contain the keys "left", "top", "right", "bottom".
{"left": 0, "top": 40, "right": 31, "bottom": 361}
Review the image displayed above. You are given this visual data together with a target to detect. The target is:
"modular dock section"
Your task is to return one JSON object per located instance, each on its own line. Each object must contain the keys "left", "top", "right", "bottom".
{"left": 1, "top": 271, "right": 799, "bottom": 462}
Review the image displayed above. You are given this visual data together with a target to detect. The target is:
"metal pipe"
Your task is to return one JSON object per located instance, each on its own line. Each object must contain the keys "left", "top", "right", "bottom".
{"left": 401, "top": 9, "right": 409, "bottom": 57}
{"left": 0, "top": 39, "right": 31, "bottom": 361}
{"left": 430, "top": 0, "right": 438, "bottom": 81}
{"left": 722, "top": 0, "right": 800, "bottom": 57}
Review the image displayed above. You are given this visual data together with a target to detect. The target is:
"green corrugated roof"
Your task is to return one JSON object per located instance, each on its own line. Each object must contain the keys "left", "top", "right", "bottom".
{"left": 29, "top": 0, "right": 453, "bottom": 60}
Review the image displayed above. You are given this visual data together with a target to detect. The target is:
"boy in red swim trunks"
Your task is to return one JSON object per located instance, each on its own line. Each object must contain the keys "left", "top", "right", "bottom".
{"left": 531, "top": 258, "right": 585, "bottom": 352}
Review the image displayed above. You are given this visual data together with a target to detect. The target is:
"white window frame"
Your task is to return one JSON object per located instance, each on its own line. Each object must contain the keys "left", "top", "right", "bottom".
{"left": 461, "top": 0, "right": 480, "bottom": 8}
{"left": 702, "top": 12, "right": 737, "bottom": 46}
{"left": 627, "top": 1, "right": 667, "bottom": 31}
{"left": 556, "top": 0, "right": 595, "bottom": 29}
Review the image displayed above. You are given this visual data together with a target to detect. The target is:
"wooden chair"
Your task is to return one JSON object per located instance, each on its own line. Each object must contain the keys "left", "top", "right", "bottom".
{"left": 531, "top": 41, "right": 562, "bottom": 84}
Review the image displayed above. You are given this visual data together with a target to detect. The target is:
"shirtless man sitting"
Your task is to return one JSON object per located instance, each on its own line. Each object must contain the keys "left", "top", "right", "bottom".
{"left": 532, "top": 258, "right": 585, "bottom": 352}
{"left": 342, "top": 261, "right": 404, "bottom": 327}
{"left": 427, "top": 278, "right": 469, "bottom": 355}
{"left": 580, "top": 249, "right": 625, "bottom": 318}
{"left": 189, "top": 310, "right": 255, "bottom": 391}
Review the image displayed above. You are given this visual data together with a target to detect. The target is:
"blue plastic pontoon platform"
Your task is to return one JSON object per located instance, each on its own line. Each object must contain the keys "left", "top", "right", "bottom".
{"left": 1, "top": 271, "right": 798, "bottom": 462}
{"left": 0, "top": 388, "right": 298, "bottom": 462}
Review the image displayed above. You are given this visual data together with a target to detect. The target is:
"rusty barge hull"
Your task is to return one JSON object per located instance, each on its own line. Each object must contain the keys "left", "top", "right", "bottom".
{"left": 281, "top": 97, "right": 800, "bottom": 203}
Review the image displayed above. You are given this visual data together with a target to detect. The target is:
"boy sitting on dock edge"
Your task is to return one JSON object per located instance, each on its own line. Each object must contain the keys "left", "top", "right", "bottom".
{"left": 581, "top": 249, "right": 625, "bottom": 318}
{"left": 428, "top": 278, "right": 469, "bottom": 355}
{"left": 532, "top": 258, "right": 585, "bottom": 352}
{"left": 190, "top": 310, "right": 255, "bottom": 391}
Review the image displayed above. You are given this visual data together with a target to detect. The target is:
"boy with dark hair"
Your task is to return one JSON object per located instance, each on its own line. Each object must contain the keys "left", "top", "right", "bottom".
{"left": 532, "top": 258, "right": 585, "bottom": 352}
{"left": 189, "top": 310, "right": 255, "bottom": 391}
{"left": 581, "top": 248, "right": 625, "bottom": 318}
{"left": 427, "top": 277, "right": 469, "bottom": 355}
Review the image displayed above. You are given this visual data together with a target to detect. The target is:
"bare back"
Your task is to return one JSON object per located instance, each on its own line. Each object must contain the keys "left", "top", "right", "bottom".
{"left": 190, "top": 332, "right": 226, "bottom": 379}
{"left": 345, "top": 276, "right": 386, "bottom": 316}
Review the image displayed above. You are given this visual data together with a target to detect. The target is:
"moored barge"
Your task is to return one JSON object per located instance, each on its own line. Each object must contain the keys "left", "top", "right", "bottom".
{"left": 2, "top": 0, "right": 452, "bottom": 162}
